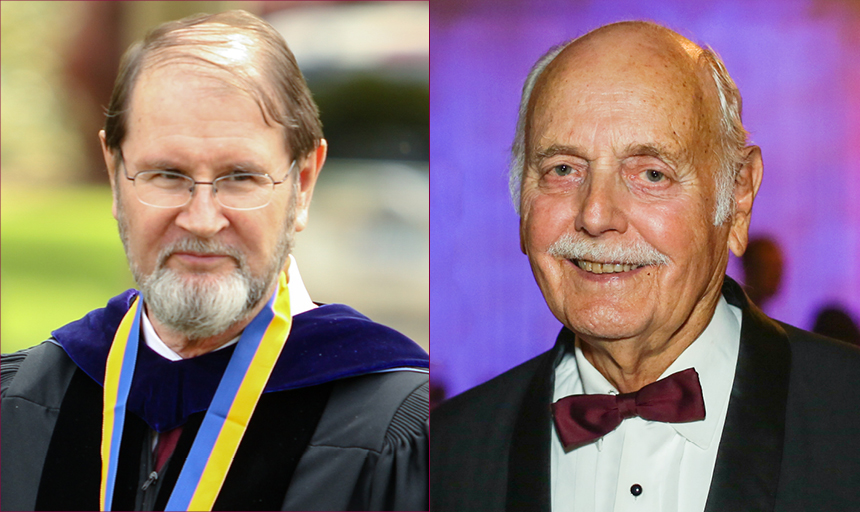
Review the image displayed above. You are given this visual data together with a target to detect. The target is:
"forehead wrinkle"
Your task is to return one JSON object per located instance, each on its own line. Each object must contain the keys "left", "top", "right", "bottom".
{"left": 135, "top": 42, "right": 284, "bottom": 133}
{"left": 137, "top": 60, "right": 258, "bottom": 108}
{"left": 126, "top": 68, "right": 283, "bottom": 153}
{"left": 526, "top": 22, "right": 721, "bottom": 152}
{"left": 531, "top": 96, "right": 689, "bottom": 161}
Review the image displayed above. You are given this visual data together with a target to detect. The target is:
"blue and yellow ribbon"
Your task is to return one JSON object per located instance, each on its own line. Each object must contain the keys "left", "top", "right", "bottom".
{"left": 100, "top": 295, "right": 142, "bottom": 511}
{"left": 100, "top": 271, "right": 291, "bottom": 511}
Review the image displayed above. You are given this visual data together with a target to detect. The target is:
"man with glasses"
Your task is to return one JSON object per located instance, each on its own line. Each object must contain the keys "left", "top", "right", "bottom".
{"left": 1, "top": 10, "right": 428, "bottom": 511}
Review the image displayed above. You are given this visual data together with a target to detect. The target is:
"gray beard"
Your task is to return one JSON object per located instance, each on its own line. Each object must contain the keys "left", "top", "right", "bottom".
{"left": 117, "top": 192, "right": 295, "bottom": 342}
{"left": 139, "top": 239, "right": 272, "bottom": 341}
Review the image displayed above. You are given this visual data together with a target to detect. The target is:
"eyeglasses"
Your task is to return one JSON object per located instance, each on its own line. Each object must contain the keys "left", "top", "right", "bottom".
{"left": 121, "top": 157, "right": 296, "bottom": 210}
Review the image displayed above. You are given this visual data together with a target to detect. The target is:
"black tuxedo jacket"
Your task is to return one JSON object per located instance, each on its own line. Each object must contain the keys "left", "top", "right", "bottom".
{"left": 431, "top": 277, "right": 860, "bottom": 511}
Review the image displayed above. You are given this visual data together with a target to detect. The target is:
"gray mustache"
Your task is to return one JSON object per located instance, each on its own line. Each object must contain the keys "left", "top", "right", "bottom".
{"left": 155, "top": 238, "right": 246, "bottom": 269}
{"left": 547, "top": 233, "right": 669, "bottom": 266}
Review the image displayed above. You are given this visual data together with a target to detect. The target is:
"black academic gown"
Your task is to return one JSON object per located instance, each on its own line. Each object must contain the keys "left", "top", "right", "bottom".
{"left": 430, "top": 277, "right": 860, "bottom": 512}
{"left": 1, "top": 293, "right": 429, "bottom": 511}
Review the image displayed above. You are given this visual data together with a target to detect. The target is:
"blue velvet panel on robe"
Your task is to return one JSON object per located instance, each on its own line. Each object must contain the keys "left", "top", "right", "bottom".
{"left": 51, "top": 289, "right": 429, "bottom": 432}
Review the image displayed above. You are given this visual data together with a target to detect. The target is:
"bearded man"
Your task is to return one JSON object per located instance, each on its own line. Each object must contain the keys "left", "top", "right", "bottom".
{"left": 430, "top": 21, "right": 860, "bottom": 512}
{"left": 1, "top": 11, "right": 428, "bottom": 511}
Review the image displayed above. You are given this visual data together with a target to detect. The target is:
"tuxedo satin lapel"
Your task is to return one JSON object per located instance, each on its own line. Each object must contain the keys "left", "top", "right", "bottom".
{"left": 704, "top": 277, "right": 790, "bottom": 512}
{"left": 506, "top": 329, "right": 569, "bottom": 512}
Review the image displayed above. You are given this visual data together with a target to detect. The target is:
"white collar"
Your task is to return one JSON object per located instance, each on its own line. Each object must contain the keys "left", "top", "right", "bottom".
{"left": 142, "top": 254, "right": 316, "bottom": 361}
{"left": 572, "top": 295, "right": 742, "bottom": 450}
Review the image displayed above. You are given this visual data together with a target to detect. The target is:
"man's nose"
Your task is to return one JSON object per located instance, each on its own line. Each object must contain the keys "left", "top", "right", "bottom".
{"left": 174, "top": 185, "right": 229, "bottom": 238}
{"left": 573, "top": 173, "right": 628, "bottom": 236}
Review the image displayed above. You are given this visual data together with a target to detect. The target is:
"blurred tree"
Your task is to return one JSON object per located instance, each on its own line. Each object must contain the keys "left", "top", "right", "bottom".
{"left": 63, "top": 1, "right": 252, "bottom": 183}
{"left": 1, "top": 1, "right": 88, "bottom": 184}
{"left": 312, "top": 75, "right": 429, "bottom": 161}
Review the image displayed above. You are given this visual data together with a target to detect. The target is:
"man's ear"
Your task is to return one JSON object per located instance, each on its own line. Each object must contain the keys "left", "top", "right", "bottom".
{"left": 519, "top": 215, "right": 528, "bottom": 254}
{"left": 728, "top": 145, "right": 763, "bottom": 257}
{"left": 100, "top": 130, "right": 120, "bottom": 220}
{"left": 293, "top": 139, "right": 327, "bottom": 232}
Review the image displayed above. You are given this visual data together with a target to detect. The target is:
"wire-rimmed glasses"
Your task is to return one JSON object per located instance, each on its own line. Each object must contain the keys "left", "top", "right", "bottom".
{"left": 121, "top": 157, "right": 296, "bottom": 210}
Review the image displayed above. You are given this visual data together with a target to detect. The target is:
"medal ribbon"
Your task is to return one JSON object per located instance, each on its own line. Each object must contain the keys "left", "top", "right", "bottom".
{"left": 100, "top": 294, "right": 142, "bottom": 511}
{"left": 100, "top": 271, "right": 292, "bottom": 511}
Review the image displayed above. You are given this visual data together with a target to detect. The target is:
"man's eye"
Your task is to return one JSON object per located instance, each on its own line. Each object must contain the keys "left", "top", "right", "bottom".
{"left": 644, "top": 169, "right": 665, "bottom": 183}
{"left": 143, "top": 171, "right": 185, "bottom": 182}
{"left": 553, "top": 164, "right": 573, "bottom": 177}
{"left": 222, "top": 173, "right": 270, "bottom": 185}
{"left": 224, "top": 173, "right": 255, "bottom": 182}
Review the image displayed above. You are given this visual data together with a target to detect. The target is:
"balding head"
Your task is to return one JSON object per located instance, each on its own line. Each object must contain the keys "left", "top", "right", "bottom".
{"left": 510, "top": 21, "right": 747, "bottom": 226}
{"left": 103, "top": 10, "right": 323, "bottom": 168}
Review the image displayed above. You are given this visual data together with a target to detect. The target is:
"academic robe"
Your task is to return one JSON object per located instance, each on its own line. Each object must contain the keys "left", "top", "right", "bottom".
{"left": 1, "top": 290, "right": 429, "bottom": 511}
{"left": 430, "top": 277, "right": 860, "bottom": 511}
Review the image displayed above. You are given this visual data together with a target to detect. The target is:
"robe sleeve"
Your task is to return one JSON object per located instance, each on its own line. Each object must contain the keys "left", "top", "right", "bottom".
{"left": 1, "top": 345, "right": 36, "bottom": 397}
{"left": 281, "top": 371, "right": 429, "bottom": 511}
{"left": 356, "top": 380, "right": 429, "bottom": 511}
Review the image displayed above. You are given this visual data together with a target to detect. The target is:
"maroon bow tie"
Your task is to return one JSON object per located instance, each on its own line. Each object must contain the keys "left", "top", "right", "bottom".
{"left": 552, "top": 368, "right": 706, "bottom": 450}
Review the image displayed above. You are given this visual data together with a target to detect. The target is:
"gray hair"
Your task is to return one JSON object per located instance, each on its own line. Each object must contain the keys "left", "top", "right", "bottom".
{"left": 508, "top": 30, "right": 748, "bottom": 226}
{"left": 104, "top": 10, "right": 323, "bottom": 166}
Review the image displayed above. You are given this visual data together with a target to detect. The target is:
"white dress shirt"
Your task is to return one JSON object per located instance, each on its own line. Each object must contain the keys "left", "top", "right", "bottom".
{"left": 142, "top": 255, "right": 316, "bottom": 361}
{"left": 551, "top": 296, "right": 742, "bottom": 512}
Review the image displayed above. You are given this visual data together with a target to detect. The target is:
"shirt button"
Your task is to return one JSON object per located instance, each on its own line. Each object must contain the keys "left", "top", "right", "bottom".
{"left": 630, "top": 484, "right": 643, "bottom": 497}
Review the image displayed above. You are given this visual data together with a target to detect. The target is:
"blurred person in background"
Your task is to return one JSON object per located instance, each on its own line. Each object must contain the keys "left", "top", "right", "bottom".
{"left": 813, "top": 305, "right": 860, "bottom": 346}
{"left": 1, "top": 11, "right": 428, "bottom": 511}
{"left": 741, "top": 236, "right": 785, "bottom": 310}
{"left": 431, "top": 21, "right": 860, "bottom": 511}
{"left": 429, "top": 380, "right": 447, "bottom": 411}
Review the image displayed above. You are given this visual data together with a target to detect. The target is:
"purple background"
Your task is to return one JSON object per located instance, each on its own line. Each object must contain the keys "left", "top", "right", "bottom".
{"left": 429, "top": 0, "right": 860, "bottom": 399}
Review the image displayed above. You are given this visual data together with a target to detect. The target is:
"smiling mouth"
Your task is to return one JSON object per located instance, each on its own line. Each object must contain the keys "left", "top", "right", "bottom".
{"left": 573, "top": 259, "right": 646, "bottom": 274}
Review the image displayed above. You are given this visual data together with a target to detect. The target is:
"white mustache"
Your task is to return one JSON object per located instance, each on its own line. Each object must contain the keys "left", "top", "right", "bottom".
{"left": 547, "top": 233, "right": 669, "bottom": 266}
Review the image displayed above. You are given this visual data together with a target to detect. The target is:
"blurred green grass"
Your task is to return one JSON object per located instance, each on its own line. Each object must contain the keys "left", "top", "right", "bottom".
{"left": 1, "top": 184, "right": 135, "bottom": 353}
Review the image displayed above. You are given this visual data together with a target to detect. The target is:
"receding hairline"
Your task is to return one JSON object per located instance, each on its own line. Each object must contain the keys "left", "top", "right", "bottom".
{"left": 524, "top": 21, "right": 724, "bottom": 165}
{"left": 136, "top": 54, "right": 281, "bottom": 123}
{"left": 110, "top": 55, "right": 285, "bottom": 171}
{"left": 529, "top": 21, "right": 717, "bottom": 114}
{"left": 104, "top": 10, "right": 324, "bottom": 170}
{"left": 555, "top": 20, "right": 708, "bottom": 64}
{"left": 134, "top": 21, "right": 284, "bottom": 121}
